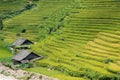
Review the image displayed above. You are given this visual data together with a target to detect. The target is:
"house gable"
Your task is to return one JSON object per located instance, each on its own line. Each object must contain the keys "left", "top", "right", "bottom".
{"left": 23, "top": 53, "right": 41, "bottom": 61}
{"left": 21, "top": 40, "right": 33, "bottom": 45}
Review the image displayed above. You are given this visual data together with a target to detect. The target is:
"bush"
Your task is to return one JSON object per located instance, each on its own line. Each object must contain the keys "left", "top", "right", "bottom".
{"left": 21, "top": 29, "right": 26, "bottom": 33}
{"left": 25, "top": 4, "right": 36, "bottom": 10}
{"left": 18, "top": 63, "right": 33, "bottom": 68}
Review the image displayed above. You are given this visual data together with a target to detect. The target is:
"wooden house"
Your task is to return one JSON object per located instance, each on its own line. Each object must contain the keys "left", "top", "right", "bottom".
{"left": 12, "top": 38, "right": 33, "bottom": 46}
{"left": 10, "top": 38, "right": 33, "bottom": 49}
{"left": 13, "top": 50, "right": 43, "bottom": 64}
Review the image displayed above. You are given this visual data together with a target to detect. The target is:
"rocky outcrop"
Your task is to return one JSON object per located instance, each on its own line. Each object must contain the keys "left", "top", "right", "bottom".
{"left": 0, "top": 63, "right": 58, "bottom": 80}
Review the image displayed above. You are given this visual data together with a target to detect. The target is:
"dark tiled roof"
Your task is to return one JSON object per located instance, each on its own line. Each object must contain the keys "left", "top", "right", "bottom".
{"left": 12, "top": 38, "right": 27, "bottom": 46}
{"left": 13, "top": 50, "right": 43, "bottom": 61}
{"left": 12, "top": 38, "right": 33, "bottom": 46}
{"left": 13, "top": 50, "right": 31, "bottom": 61}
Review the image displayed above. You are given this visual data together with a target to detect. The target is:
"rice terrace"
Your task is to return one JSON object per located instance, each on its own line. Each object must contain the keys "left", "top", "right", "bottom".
{"left": 0, "top": 0, "right": 120, "bottom": 80}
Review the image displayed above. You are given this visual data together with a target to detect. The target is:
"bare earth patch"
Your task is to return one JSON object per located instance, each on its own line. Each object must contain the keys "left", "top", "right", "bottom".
{"left": 0, "top": 74, "right": 17, "bottom": 80}
{"left": 0, "top": 63, "right": 58, "bottom": 80}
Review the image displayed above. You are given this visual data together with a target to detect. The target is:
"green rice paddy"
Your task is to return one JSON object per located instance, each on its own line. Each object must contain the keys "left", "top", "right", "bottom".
{"left": 0, "top": 0, "right": 120, "bottom": 80}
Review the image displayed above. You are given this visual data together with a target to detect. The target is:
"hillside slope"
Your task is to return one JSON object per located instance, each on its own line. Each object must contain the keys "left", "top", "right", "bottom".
{"left": 2, "top": 0, "right": 74, "bottom": 42}
{"left": 31, "top": 0, "right": 120, "bottom": 79}
{"left": 0, "top": 0, "right": 120, "bottom": 80}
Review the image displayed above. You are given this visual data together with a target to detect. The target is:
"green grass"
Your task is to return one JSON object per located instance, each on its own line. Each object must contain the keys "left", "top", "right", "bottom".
{"left": 0, "top": 48, "right": 11, "bottom": 58}
{"left": 25, "top": 67, "right": 62, "bottom": 76}
{"left": 2, "top": 0, "right": 74, "bottom": 43}
{"left": 0, "top": 0, "right": 26, "bottom": 18}
{"left": 0, "top": 41, "right": 12, "bottom": 58}
{"left": 25, "top": 67, "right": 87, "bottom": 80}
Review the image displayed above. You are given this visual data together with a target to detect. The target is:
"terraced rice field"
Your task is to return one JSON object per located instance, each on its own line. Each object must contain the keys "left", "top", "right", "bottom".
{"left": 0, "top": 0, "right": 120, "bottom": 80}
{"left": 31, "top": 0, "right": 120, "bottom": 79}
{"left": 2, "top": 0, "right": 74, "bottom": 42}
{"left": 0, "top": 0, "right": 26, "bottom": 18}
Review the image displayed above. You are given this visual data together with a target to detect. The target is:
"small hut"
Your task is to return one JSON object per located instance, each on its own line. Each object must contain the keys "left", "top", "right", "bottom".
{"left": 10, "top": 38, "right": 33, "bottom": 49}
{"left": 12, "top": 38, "right": 33, "bottom": 46}
{"left": 13, "top": 50, "right": 43, "bottom": 64}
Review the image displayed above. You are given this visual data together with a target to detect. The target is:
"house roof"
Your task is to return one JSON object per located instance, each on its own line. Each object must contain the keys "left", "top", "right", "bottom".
{"left": 13, "top": 50, "right": 32, "bottom": 61}
{"left": 13, "top": 50, "right": 42, "bottom": 61}
{"left": 12, "top": 38, "right": 33, "bottom": 46}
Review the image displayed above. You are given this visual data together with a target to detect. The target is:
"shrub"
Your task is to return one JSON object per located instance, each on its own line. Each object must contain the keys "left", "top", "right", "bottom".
{"left": 18, "top": 63, "right": 33, "bottom": 68}
{"left": 21, "top": 29, "right": 26, "bottom": 33}
{"left": 25, "top": 4, "right": 36, "bottom": 10}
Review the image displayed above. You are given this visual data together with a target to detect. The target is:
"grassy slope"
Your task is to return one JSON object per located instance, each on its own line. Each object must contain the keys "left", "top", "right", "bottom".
{"left": 0, "top": 41, "right": 12, "bottom": 58}
{"left": 31, "top": 0, "right": 120, "bottom": 79}
{"left": 25, "top": 67, "right": 86, "bottom": 80}
{"left": 0, "top": 48, "right": 11, "bottom": 58}
{"left": 0, "top": 0, "right": 85, "bottom": 80}
{"left": 0, "top": 0, "right": 26, "bottom": 60}
{"left": 2, "top": 0, "right": 74, "bottom": 43}
{"left": 0, "top": 0, "right": 26, "bottom": 18}
{"left": 0, "top": 0, "right": 120, "bottom": 80}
